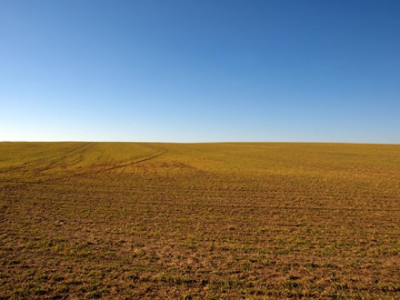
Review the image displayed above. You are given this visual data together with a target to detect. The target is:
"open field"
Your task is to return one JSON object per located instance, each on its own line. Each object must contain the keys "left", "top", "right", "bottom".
{"left": 1, "top": 142, "right": 400, "bottom": 299}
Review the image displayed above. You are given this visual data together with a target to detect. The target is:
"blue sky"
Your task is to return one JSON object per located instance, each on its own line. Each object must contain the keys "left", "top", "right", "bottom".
{"left": 1, "top": 0, "right": 399, "bottom": 143}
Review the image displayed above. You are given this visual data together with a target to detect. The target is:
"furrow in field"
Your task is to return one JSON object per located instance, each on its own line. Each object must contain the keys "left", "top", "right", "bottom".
{"left": 0, "top": 143, "right": 92, "bottom": 174}
{"left": 0, "top": 144, "right": 168, "bottom": 184}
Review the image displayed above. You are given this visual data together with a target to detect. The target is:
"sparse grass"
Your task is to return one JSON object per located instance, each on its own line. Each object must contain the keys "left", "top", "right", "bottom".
{"left": 1, "top": 142, "right": 400, "bottom": 298}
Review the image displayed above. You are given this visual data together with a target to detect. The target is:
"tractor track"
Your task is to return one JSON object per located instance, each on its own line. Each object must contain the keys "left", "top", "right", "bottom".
{"left": 0, "top": 145, "right": 168, "bottom": 185}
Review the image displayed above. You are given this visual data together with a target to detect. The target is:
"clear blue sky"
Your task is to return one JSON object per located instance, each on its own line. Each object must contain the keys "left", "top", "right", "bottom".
{"left": 1, "top": 0, "right": 399, "bottom": 143}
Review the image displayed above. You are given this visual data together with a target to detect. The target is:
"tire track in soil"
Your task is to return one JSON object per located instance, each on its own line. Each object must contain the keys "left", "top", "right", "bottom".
{"left": 0, "top": 143, "right": 92, "bottom": 175}
{"left": 0, "top": 145, "right": 168, "bottom": 185}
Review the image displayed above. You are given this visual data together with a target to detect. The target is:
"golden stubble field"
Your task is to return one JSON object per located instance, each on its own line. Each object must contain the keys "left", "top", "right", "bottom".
{"left": 1, "top": 142, "right": 400, "bottom": 299}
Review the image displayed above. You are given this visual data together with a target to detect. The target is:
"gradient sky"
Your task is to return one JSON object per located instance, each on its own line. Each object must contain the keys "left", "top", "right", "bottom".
{"left": 1, "top": 0, "right": 399, "bottom": 143}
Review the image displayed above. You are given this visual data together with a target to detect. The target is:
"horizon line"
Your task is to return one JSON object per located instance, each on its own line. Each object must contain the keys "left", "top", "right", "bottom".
{"left": 1, "top": 140, "right": 399, "bottom": 146}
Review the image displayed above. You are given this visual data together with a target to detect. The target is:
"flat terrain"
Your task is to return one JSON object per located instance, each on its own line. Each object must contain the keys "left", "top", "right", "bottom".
{"left": 1, "top": 142, "right": 400, "bottom": 299}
